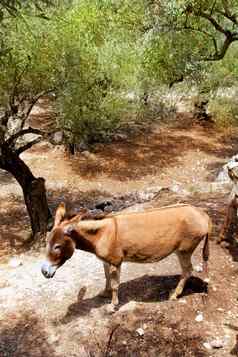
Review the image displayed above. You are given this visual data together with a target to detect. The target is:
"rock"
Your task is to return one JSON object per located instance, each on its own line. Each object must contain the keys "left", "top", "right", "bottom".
{"left": 194, "top": 264, "right": 203, "bottom": 273}
{"left": 203, "top": 342, "right": 212, "bottom": 350}
{"left": 81, "top": 151, "right": 96, "bottom": 160}
{"left": 114, "top": 133, "right": 128, "bottom": 141}
{"left": 8, "top": 258, "right": 23, "bottom": 268}
{"left": 170, "top": 184, "right": 189, "bottom": 196}
{"left": 216, "top": 156, "right": 238, "bottom": 182}
{"left": 137, "top": 186, "right": 165, "bottom": 201}
{"left": 136, "top": 328, "right": 144, "bottom": 336}
{"left": 52, "top": 131, "right": 63, "bottom": 144}
{"left": 119, "top": 301, "right": 137, "bottom": 313}
{"left": 178, "top": 299, "right": 187, "bottom": 304}
{"left": 195, "top": 313, "right": 203, "bottom": 322}
{"left": 95, "top": 200, "right": 113, "bottom": 211}
{"left": 210, "top": 338, "right": 224, "bottom": 349}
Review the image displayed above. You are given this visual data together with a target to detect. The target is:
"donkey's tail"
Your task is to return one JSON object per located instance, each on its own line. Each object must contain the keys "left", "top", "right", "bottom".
{"left": 202, "top": 218, "right": 212, "bottom": 276}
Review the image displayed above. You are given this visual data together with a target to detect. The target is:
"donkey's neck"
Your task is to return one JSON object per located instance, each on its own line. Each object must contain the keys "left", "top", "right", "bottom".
{"left": 70, "top": 220, "right": 106, "bottom": 254}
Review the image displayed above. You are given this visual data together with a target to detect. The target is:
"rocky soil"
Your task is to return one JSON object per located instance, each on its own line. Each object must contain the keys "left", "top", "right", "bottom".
{"left": 1, "top": 117, "right": 238, "bottom": 356}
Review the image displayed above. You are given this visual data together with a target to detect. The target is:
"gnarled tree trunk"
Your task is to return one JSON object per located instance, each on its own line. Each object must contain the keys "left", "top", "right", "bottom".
{"left": 0, "top": 146, "right": 51, "bottom": 236}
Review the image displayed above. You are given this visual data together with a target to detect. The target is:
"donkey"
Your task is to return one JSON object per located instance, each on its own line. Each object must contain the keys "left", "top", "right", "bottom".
{"left": 218, "top": 161, "right": 238, "bottom": 244}
{"left": 41, "top": 203, "right": 211, "bottom": 311}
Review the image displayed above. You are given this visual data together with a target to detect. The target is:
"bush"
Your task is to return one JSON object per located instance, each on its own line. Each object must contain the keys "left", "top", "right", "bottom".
{"left": 55, "top": 0, "right": 144, "bottom": 146}
{"left": 209, "top": 97, "right": 238, "bottom": 127}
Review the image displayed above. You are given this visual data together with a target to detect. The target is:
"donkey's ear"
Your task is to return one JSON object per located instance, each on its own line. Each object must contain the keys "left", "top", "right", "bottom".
{"left": 63, "top": 224, "right": 75, "bottom": 236}
{"left": 54, "top": 202, "right": 66, "bottom": 227}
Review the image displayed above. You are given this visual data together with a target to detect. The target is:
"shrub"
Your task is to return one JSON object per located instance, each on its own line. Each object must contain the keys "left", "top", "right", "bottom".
{"left": 209, "top": 96, "right": 238, "bottom": 127}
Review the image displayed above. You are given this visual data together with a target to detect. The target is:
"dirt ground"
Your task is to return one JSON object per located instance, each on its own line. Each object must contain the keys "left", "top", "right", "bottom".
{"left": 1, "top": 114, "right": 238, "bottom": 356}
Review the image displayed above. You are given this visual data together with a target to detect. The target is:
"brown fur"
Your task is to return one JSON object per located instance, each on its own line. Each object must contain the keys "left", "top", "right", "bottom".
{"left": 44, "top": 203, "right": 212, "bottom": 310}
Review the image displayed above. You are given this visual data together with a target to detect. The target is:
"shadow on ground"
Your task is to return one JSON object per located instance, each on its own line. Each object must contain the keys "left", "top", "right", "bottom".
{"left": 0, "top": 170, "right": 16, "bottom": 186}
{"left": 68, "top": 128, "right": 238, "bottom": 181}
{"left": 59, "top": 274, "right": 207, "bottom": 325}
{"left": 0, "top": 312, "right": 57, "bottom": 357}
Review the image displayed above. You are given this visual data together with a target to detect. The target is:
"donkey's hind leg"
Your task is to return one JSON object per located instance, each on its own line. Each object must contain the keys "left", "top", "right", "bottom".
{"left": 98, "top": 262, "right": 112, "bottom": 298}
{"left": 170, "top": 251, "right": 193, "bottom": 300}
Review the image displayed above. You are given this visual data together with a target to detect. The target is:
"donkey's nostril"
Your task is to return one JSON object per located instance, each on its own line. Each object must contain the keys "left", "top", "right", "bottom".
{"left": 41, "top": 261, "right": 57, "bottom": 279}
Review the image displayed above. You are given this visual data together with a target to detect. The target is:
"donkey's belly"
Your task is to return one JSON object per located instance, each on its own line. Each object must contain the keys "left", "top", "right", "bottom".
{"left": 123, "top": 250, "right": 174, "bottom": 263}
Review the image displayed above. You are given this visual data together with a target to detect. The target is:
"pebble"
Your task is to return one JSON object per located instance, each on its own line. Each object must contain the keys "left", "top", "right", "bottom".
{"left": 179, "top": 299, "right": 187, "bottom": 304}
{"left": 194, "top": 264, "right": 203, "bottom": 273}
{"left": 210, "top": 338, "right": 224, "bottom": 349}
{"left": 203, "top": 342, "right": 212, "bottom": 350}
{"left": 195, "top": 313, "right": 203, "bottom": 322}
{"left": 119, "top": 301, "right": 137, "bottom": 312}
{"left": 136, "top": 328, "right": 144, "bottom": 336}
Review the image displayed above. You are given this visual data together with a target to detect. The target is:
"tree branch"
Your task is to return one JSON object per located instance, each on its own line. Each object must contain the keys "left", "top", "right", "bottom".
{"left": 16, "top": 137, "right": 42, "bottom": 155}
{"left": 198, "top": 10, "right": 229, "bottom": 35}
{"left": 169, "top": 75, "right": 184, "bottom": 88}
{"left": 6, "top": 126, "right": 45, "bottom": 146}
{"left": 21, "top": 88, "right": 55, "bottom": 129}
{"left": 176, "top": 25, "right": 219, "bottom": 58}
{"left": 217, "top": 9, "right": 238, "bottom": 25}
{"left": 205, "top": 33, "right": 238, "bottom": 60}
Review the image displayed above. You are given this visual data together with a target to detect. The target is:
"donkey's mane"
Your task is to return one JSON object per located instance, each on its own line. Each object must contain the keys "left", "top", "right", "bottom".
{"left": 62, "top": 210, "right": 111, "bottom": 223}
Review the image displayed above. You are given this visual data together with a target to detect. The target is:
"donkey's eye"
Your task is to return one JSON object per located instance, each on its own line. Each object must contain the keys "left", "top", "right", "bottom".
{"left": 54, "top": 244, "right": 62, "bottom": 251}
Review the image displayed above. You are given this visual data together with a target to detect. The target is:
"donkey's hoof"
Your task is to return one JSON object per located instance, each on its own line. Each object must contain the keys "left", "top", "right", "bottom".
{"left": 106, "top": 303, "right": 117, "bottom": 314}
{"left": 169, "top": 293, "right": 178, "bottom": 301}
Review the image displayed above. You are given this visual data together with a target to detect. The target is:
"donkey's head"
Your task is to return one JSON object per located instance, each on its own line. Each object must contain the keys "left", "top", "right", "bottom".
{"left": 41, "top": 203, "right": 87, "bottom": 279}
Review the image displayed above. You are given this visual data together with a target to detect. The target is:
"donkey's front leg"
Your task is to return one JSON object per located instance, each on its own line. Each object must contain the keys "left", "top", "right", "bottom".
{"left": 107, "top": 264, "right": 121, "bottom": 313}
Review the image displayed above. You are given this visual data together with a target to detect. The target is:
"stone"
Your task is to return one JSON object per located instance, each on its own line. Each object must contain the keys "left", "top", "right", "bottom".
{"left": 216, "top": 156, "right": 238, "bottom": 182}
{"left": 195, "top": 313, "right": 203, "bottom": 322}
{"left": 81, "top": 151, "right": 96, "bottom": 160}
{"left": 210, "top": 338, "right": 224, "bottom": 349}
{"left": 52, "top": 131, "right": 63, "bottom": 144}
{"left": 203, "top": 342, "right": 212, "bottom": 350}
{"left": 194, "top": 264, "right": 203, "bottom": 273}
{"left": 136, "top": 328, "right": 144, "bottom": 336}
{"left": 119, "top": 301, "right": 137, "bottom": 313}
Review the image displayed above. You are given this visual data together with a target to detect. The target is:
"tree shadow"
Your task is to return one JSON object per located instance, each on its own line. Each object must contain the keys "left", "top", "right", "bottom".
{"left": 0, "top": 202, "right": 30, "bottom": 259}
{"left": 0, "top": 312, "right": 57, "bottom": 357}
{"left": 224, "top": 239, "right": 238, "bottom": 263}
{"left": 0, "top": 169, "right": 16, "bottom": 186}
{"left": 68, "top": 127, "right": 238, "bottom": 181}
{"left": 59, "top": 274, "right": 207, "bottom": 325}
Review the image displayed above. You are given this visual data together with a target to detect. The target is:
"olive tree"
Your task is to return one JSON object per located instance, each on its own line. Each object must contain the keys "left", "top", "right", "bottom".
{"left": 0, "top": 12, "right": 61, "bottom": 236}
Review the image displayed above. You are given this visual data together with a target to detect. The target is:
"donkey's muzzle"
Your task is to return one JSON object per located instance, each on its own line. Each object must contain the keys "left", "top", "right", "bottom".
{"left": 41, "top": 261, "right": 57, "bottom": 279}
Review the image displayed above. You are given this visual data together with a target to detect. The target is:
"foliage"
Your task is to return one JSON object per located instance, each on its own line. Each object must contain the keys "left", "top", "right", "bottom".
{"left": 140, "top": 0, "right": 238, "bottom": 91}
{"left": 209, "top": 96, "right": 238, "bottom": 127}
{"left": 1, "top": 0, "right": 238, "bottom": 146}
{"left": 55, "top": 0, "right": 145, "bottom": 144}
